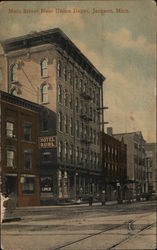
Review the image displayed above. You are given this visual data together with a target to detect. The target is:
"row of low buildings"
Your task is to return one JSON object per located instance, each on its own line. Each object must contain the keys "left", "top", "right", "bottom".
{"left": 0, "top": 28, "right": 156, "bottom": 206}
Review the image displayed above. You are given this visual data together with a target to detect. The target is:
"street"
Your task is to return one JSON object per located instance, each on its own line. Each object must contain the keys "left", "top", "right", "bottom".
{"left": 1, "top": 201, "right": 156, "bottom": 250}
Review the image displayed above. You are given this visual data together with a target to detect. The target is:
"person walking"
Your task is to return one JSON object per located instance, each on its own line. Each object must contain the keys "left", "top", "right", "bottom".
{"left": 101, "top": 190, "right": 106, "bottom": 206}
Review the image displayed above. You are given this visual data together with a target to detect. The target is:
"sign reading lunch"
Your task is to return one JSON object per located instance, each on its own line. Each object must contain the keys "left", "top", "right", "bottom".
{"left": 40, "top": 136, "right": 56, "bottom": 148}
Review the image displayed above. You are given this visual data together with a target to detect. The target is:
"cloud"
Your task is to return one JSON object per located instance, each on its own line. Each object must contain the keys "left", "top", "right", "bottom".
{"left": 105, "top": 28, "right": 155, "bottom": 57}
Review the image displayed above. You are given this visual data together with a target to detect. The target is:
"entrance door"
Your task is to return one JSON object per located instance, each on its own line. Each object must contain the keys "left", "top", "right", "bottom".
{"left": 5, "top": 176, "right": 17, "bottom": 196}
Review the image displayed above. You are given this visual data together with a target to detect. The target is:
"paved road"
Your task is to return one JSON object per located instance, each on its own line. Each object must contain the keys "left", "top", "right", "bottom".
{"left": 1, "top": 201, "right": 156, "bottom": 250}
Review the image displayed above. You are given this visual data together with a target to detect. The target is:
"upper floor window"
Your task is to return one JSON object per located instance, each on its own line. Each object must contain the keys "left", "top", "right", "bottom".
{"left": 24, "top": 151, "right": 32, "bottom": 170}
{"left": 69, "top": 71, "right": 72, "bottom": 84}
{"left": 41, "top": 59, "right": 48, "bottom": 77}
{"left": 58, "top": 141, "right": 63, "bottom": 160}
{"left": 65, "top": 114, "right": 68, "bottom": 133}
{"left": 7, "top": 149, "right": 15, "bottom": 168}
{"left": 6, "top": 121, "right": 14, "bottom": 138}
{"left": 57, "top": 61, "right": 61, "bottom": 77}
{"left": 70, "top": 93, "right": 73, "bottom": 109}
{"left": 70, "top": 117, "right": 73, "bottom": 136}
{"left": 58, "top": 112, "right": 64, "bottom": 132}
{"left": 58, "top": 85, "right": 62, "bottom": 103}
{"left": 76, "top": 97, "right": 79, "bottom": 112}
{"left": 24, "top": 125, "right": 31, "bottom": 141}
{"left": 65, "top": 142, "right": 68, "bottom": 161}
{"left": 41, "top": 84, "right": 48, "bottom": 103}
{"left": 64, "top": 89, "right": 68, "bottom": 107}
{"left": 10, "top": 64, "right": 16, "bottom": 82}
{"left": 75, "top": 76, "right": 78, "bottom": 89}
{"left": 63, "top": 66, "right": 67, "bottom": 81}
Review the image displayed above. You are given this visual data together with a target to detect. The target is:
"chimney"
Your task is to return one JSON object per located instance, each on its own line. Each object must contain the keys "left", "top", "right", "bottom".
{"left": 107, "top": 127, "right": 113, "bottom": 136}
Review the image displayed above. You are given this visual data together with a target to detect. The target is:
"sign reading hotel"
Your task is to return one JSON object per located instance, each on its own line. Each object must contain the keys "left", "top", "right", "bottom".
{"left": 39, "top": 136, "right": 56, "bottom": 148}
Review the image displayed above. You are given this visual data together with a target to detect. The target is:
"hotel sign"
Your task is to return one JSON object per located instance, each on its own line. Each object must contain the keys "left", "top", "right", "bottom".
{"left": 39, "top": 136, "right": 56, "bottom": 148}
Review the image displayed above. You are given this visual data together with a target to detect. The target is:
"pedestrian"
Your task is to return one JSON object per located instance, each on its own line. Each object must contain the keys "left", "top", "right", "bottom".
{"left": 101, "top": 190, "right": 106, "bottom": 206}
{"left": 88, "top": 195, "right": 93, "bottom": 206}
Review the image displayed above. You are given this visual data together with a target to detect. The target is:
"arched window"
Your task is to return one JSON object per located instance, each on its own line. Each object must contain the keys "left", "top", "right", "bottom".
{"left": 41, "top": 84, "right": 48, "bottom": 103}
{"left": 41, "top": 59, "right": 48, "bottom": 77}
{"left": 10, "top": 64, "right": 16, "bottom": 82}
{"left": 57, "top": 61, "right": 61, "bottom": 77}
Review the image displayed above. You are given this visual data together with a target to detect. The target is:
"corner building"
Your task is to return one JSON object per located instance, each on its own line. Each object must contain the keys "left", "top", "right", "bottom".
{"left": 0, "top": 29, "right": 105, "bottom": 203}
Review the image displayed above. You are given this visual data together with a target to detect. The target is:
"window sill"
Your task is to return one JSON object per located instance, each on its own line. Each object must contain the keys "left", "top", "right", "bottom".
{"left": 41, "top": 102, "right": 50, "bottom": 105}
{"left": 41, "top": 76, "right": 49, "bottom": 79}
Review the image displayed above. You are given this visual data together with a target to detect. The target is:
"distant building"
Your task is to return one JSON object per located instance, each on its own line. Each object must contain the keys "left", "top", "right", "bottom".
{"left": 0, "top": 28, "right": 105, "bottom": 202}
{"left": 100, "top": 128, "right": 127, "bottom": 201}
{"left": 114, "top": 131, "right": 147, "bottom": 197}
{"left": 0, "top": 91, "right": 40, "bottom": 206}
{"left": 145, "top": 143, "right": 157, "bottom": 193}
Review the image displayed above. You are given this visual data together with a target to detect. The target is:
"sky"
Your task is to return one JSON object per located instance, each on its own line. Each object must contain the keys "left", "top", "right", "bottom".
{"left": 0, "top": 0, "right": 156, "bottom": 142}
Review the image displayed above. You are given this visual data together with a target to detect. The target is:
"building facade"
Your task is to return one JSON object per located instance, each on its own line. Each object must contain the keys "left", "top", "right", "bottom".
{"left": 114, "top": 131, "right": 147, "bottom": 198}
{"left": 0, "top": 29, "right": 105, "bottom": 202}
{"left": 100, "top": 129, "right": 127, "bottom": 201}
{"left": 0, "top": 91, "right": 40, "bottom": 206}
{"left": 145, "top": 143, "right": 157, "bottom": 194}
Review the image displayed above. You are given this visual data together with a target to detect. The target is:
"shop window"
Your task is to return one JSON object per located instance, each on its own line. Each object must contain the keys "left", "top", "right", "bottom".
{"left": 57, "top": 61, "right": 61, "bottom": 77}
{"left": 7, "top": 149, "right": 15, "bottom": 167}
{"left": 41, "top": 59, "right": 48, "bottom": 77}
{"left": 24, "top": 151, "right": 32, "bottom": 170}
{"left": 22, "top": 177, "right": 35, "bottom": 194}
{"left": 24, "top": 125, "right": 31, "bottom": 141}
{"left": 10, "top": 64, "right": 16, "bottom": 82}
{"left": 40, "top": 177, "right": 53, "bottom": 193}
{"left": 6, "top": 121, "right": 15, "bottom": 138}
{"left": 41, "top": 84, "right": 48, "bottom": 103}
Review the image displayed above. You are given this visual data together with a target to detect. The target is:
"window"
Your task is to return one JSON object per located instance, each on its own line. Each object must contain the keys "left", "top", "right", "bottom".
{"left": 70, "top": 93, "right": 73, "bottom": 109}
{"left": 24, "top": 125, "right": 31, "bottom": 141}
{"left": 42, "top": 152, "right": 51, "bottom": 162}
{"left": 41, "top": 84, "right": 48, "bottom": 103}
{"left": 10, "top": 64, "right": 16, "bottom": 82}
{"left": 58, "top": 141, "right": 63, "bottom": 160}
{"left": 42, "top": 119, "right": 48, "bottom": 131}
{"left": 70, "top": 117, "right": 73, "bottom": 136}
{"left": 63, "top": 66, "right": 67, "bottom": 81}
{"left": 80, "top": 79, "right": 83, "bottom": 91}
{"left": 76, "top": 120, "right": 79, "bottom": 137}
{"left": 75, "top": 76, "right": 78, "bottom": 89}
{"left": 41, "top": 59, "right": 48, "bottom": 77}
{"left": 76, "top": 147, "right": 79, "bottom": 163}
{"left": 69, "top": 144, "right": 73, "bottom": 163}
{"left": 58, "top": 112, "right": 63, "bottom": 132}
{"left": 7, "top": 149, "right": 15, "bottom": 167}
{"left": 58, "top": 85, "right": 62, "bottom": 103}
{"left": 93, "top": 130, "right": 96, "bottom": 144}
{"left": 76, "top": 97, "right": 79, "bottom": 112}
{"left": 22, "top": 177, "right": 35, "bottom": 194}
{"left": 69, "top": 71, "right": 72, "bottom": 84}
{"left": 57, "top": 61, "right": 61, "bottom": 77}
{"left": 64, "top": 89, "right": 68, "bottom": 107}
{"left": 6, "top": 121, "right": 14, "bottom": 138}
{"left": 65, "top": 114, "right": 68, "bottom": 133}
{"left": 65, "top": 142, "right": 68, "bottom": 161}
{"left": 24, "top": 151, "right": 32, "bottom": 170}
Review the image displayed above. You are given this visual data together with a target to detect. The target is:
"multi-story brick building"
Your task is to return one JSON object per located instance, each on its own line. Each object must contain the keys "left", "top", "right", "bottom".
{"left": 145, "top": 143, "right": 157, "bottom": 194}
{"left": 114, "top": 131, "right": 147, "bottom": 198}
{"left": 0, "top": 91, "right": 40, "bottom": 206}
{"left": 100, "top": 128, "right": 127, "bottom": 201}
{"left": 0, "top": 28, "right": 105, "bottom": 202}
